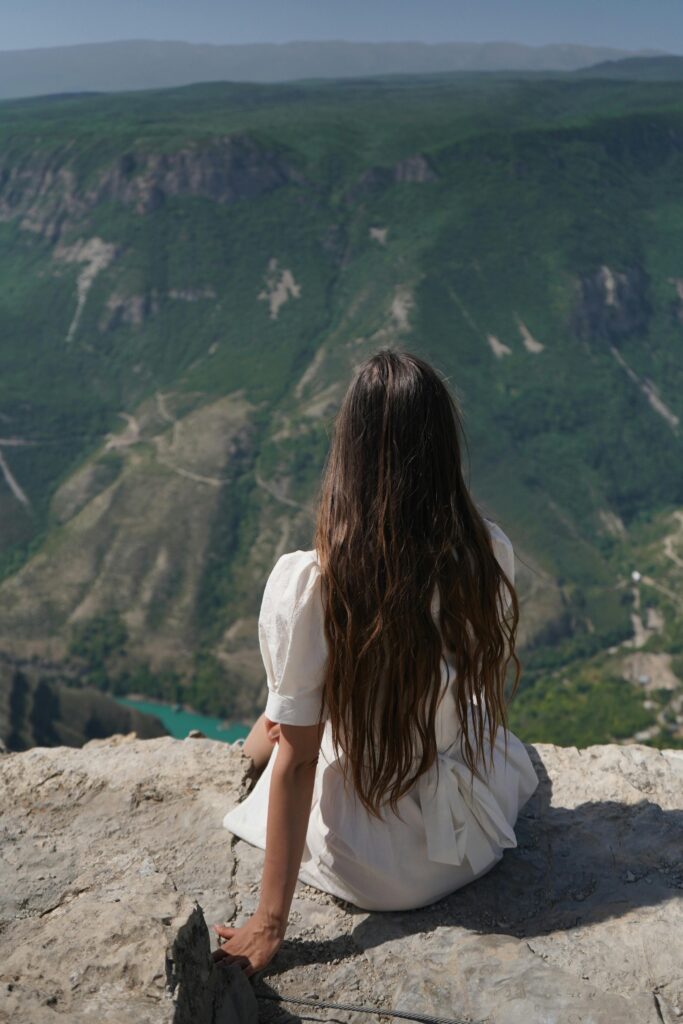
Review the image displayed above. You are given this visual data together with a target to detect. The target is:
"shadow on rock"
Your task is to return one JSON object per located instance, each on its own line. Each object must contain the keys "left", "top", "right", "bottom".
{"left": 262, "top": 746, "right": 683, "bottom": 975}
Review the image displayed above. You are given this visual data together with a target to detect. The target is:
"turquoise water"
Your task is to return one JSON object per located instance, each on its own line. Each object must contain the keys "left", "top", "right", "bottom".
{"left": 114, "top": 696, "right": 252, "bottom": 743}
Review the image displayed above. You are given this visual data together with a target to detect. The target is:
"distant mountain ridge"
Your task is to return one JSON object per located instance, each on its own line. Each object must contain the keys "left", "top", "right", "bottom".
{"left": 578, "top": 55, "right": 683, "bottom": 80}
{"left": 0, "top": 38, "right": 669, "bottom": 100}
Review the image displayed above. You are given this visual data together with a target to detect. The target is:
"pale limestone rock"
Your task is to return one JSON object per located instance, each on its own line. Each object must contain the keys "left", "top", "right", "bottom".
{"left": 1, "top": 735, "right": 682, "bottom": 1024}
{"left": 0, "top": 734, "right": 257, "bottom": 1023}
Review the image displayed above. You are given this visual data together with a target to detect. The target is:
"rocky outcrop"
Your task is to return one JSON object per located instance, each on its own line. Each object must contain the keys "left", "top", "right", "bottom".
{"left": 0, "top": 734, "right": 256, "bottom": 1023}
{"left": 90, "top": 137, "right": 304, "bottom": 215}
{"left": 571, "top": 263, "right": 652, "bottom": 342}
{"left": 0, "top": 135, "right": 305, "bottom": 241}
{"left": 0, "top": 657, "right": 168, "bottom": 751}
{"left": 345, "top": 153, "right": 438, "bottom": 202}
{"left": 1, "top": 735, "right": 682, "bottom": 1023}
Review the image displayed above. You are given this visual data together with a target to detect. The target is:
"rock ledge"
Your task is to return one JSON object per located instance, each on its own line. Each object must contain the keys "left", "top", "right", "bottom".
{"left": 1, "top": 736, "right": 682, "bottom": 1024}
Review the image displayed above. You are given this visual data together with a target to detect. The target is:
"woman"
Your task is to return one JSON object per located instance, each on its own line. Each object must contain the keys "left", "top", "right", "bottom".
{"left": 214, "top": 349, "right": 538, "bottom": 977}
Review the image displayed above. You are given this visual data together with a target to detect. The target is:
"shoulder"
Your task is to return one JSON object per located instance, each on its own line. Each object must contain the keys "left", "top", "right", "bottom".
{"left": 483, "top": 517, "right": 513, "bottom": 552}
{"left": 265, "top": 549, "right": 320, "bottom": 589}
{"left": 258, "top": 550, "right": 328, "bottom": 708}
{"left": 482, "top": 517, "right": 514, "bottom": 580}
{"left": 261, "top": 549, "right": 322, "bottom": 615}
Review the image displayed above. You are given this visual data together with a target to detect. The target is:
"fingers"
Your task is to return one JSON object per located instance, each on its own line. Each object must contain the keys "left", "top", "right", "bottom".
{"left": 211, "top": 944, "right": 256, "bottom": 974}
{"left": 212, "top": 946, "right": 235, "bottom": 962}
{"left": 216, "top": 953, "right": 251, "bottom": 970}
{"left": 212, "top": 924, "right": 236, "bottom": 940}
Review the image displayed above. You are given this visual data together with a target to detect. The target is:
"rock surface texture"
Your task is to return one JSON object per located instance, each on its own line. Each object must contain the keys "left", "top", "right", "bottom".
{"left": 1, "top": 736, "right": 682, "bottom": 1024}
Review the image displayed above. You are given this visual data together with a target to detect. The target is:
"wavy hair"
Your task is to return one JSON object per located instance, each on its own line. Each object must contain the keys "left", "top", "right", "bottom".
{"left": 312, "top": 349, "right": 521, "bottom": 819}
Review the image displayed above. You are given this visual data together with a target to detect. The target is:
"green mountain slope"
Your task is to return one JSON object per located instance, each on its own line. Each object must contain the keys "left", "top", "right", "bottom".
{"left": 0, "top": 75, "right": 682, "bottom": 745}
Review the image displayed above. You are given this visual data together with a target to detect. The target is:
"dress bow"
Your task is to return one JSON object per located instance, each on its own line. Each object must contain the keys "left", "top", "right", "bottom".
{"left": 416, "top": 746, "right": 518, "bottom": 872}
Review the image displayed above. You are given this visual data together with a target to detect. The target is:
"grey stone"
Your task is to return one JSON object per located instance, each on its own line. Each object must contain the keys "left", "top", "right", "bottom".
{"left": 0, "top": 734, "right": 257, "bottom": 1023}
{"left": 1, "top": 736, "right": 682, "bottom": 1024}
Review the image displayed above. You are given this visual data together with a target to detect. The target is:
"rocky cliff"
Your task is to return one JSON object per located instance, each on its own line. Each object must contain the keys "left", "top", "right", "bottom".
{"left": 1, "top": 735, "right": 681, "bottom": 1024}
{"left": 0, "top": 656, "right": 168, "bottom": 752}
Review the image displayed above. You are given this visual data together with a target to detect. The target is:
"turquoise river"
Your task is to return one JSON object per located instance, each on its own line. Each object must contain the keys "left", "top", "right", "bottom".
{"left": 114, "top": 696, "right": 252, "bottom": 744}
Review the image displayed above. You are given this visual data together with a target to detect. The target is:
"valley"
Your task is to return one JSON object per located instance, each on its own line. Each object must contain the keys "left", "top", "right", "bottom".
{"left": 0, "top": 72, "right": 682, "bottom": 747}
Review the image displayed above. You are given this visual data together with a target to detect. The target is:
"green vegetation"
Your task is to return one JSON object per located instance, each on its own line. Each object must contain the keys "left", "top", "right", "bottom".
{"left": 509, "top": 671, "right": 655, "bottom": 747}
{"left": 69, "top": 612, "right": 129, "bottom": 670}
{"left": 67, "top": 614, "right": 239, "bottom": 718}
{"left": 0, "top": 73, "right": 682, "bottom": 745}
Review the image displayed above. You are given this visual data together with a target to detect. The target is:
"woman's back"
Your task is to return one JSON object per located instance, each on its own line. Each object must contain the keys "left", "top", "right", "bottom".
{"left": 223, "top": 516, "right": 538, "bottom": 911}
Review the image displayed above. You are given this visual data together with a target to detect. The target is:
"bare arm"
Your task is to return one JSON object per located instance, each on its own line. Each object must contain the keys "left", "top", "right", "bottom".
{"left": 213, "top": 716, "right": 324, "bottom": 975}
{"left": 256, "top": 717, "right": 325, "bottom": 933}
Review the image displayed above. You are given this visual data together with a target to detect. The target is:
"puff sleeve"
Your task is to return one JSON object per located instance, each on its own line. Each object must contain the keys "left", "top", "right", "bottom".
{"left": 484, "top": 518, "right": 515, "bottom": 614}
{"left": 259, "top": 550, "right": 330, "bottom": 726}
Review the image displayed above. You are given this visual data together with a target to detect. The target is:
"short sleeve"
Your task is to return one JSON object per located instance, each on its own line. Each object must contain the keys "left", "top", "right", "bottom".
{"left": 484, "top": 518, "right": 515, "bottom": 613}
{"left": 259, "top": 550, "right": 329, "bottom": 726}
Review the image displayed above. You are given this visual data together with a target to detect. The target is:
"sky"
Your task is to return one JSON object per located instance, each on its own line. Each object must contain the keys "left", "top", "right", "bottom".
{"left": 1, "top": 0, "right": 682, "bottom": 54}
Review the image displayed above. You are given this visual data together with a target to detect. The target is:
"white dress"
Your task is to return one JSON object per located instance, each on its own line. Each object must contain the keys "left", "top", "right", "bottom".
{"left": 222, "top": 519, "right": 539, "bottom": 912}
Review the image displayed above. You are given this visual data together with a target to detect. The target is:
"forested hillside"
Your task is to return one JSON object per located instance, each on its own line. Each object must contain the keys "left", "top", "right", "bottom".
{"left": 0, "top": 73, "right": 682, "bottom": 746}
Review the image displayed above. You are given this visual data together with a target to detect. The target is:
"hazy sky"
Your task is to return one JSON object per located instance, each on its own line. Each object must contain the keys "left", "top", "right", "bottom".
{"left": 1, "top": 0, "right": 681, "bottom": 53}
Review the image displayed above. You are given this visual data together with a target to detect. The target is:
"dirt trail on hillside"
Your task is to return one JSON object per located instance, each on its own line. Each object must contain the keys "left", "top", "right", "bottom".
{"left": 254, "top": 471, "right": 309, "bottom": 512}
{"left": 104, "top": 413, "right": 140, "bottom": 451}
{"left": 0, "top": 449, "right": 30, "bottom": 507}
{"left": 610, "top": 346, "right": 679, "bottom": 432}
{"left": 662, "top": 510, "right": 683, "bottom": 570}
{"left": 155, "top": 391, "right": 182, "bottom": 449}
{"left": 641, "top": 574, "right": 683, "bottom": 611}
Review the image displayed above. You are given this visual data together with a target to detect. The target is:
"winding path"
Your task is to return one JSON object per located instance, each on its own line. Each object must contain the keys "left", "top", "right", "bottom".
{"left": 0, "top": 449, "right": 30, "bottom": 507}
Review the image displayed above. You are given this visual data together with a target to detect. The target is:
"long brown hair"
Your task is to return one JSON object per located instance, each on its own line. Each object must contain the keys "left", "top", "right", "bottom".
{"left": 312, "top": 349, "right": 521, "bottom": 819}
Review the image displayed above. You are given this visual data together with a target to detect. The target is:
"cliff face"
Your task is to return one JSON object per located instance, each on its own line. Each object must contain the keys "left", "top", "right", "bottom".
{"left": 1, "top": 735, "right": 681, "bottom": 1024}
{"left": 0, "top": 135, "right": 304, "bottom": 241}
{"left": 0, "top": 657, "right": 168, "bottom": 752}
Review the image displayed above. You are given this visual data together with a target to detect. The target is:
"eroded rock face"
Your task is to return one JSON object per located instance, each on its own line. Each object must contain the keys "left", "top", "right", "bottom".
{"left": 1, "top": 736, "right": 681, "bottom": 1024}
{"left": 571, "top": 264, "right": 652, "bottom": 343}
{"left": 0, "top": 135, "right": 305, "bottom": 241}
{"left": 345, "top": 153, "right": 438, "bottom": 202}
{"left": 0, "top": 657, "right": 168, "bottom": 751}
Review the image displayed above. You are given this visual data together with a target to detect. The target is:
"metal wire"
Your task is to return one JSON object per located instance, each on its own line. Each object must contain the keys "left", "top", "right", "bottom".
{"left": 255, "top": 991, "right": 483, "bottom": 1024}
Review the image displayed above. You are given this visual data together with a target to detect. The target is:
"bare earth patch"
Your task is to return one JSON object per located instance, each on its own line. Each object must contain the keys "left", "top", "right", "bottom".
{"left": 294, "top": 344, "right": 326, "bottom": 399}
{"left": 258, "top": 257, "right": 301, "bottom": 319}
{"left": 516, "top": 316, "right": 545, "bottom": 353}
{"left": 621, "top": 651, "right": 680, "bottom": 691}
{"left": 104, "top": 413, "right": 140, "bottom": 451}
{"left": 600, "top": 264, "right": 619, "bottom": 306}
{"left": 598, "top": 508, "right": 627, "bottom": 538}
{"left": 389, "top": 284, "right": 413, "bottom": 331}
{"left": 487, "top": 333, "right": 512, "bottom": 358}
{"left": 54, "top": 237, "right": 118, "bottom": 343}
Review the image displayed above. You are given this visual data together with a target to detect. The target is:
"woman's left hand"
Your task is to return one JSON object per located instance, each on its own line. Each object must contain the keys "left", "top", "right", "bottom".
{"left": 211, "top": 912, "right": 285, "bottom": 977}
